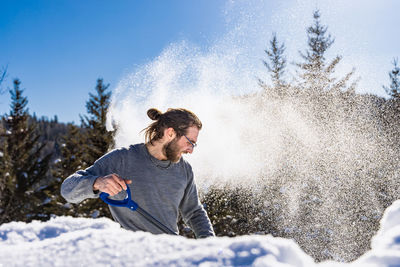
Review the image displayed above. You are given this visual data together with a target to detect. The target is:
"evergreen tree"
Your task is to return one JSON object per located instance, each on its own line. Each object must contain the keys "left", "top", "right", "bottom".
{"left": 81, "top": 78, "right": 115, "bottom": 163}
{"left": 295, "top": 10, "right": 356, "bottom": 95}
{"left": 201, "top": 185, "right": 266, "bottom": 237}
{"left": 0, "top": 65, "right": 7, "bottom": 94}
{"left": 259, "top": 33, "right": 288, "bottom": 98}
{"left": 382, "top": 57, "right": 400, "bottom": 152}
{"left": 0, "top": 129, "right": 9, "bottom": 215}
{"left": 67, "top": 78, "right": 115, "bottom": 218}
{"left": 58, "top": 124, "right": 89, "bottom": 176}
{"left": 0, "top": 79, "right": 52, "bottom": 223}
{"left": 383, "top": 58, "right": 400, "bottom": 100}
{"left": 44, "top": 123, "right": 89, "bottom": 217}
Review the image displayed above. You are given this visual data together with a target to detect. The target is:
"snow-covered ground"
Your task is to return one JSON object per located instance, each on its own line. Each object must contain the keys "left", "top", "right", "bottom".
{"left": 1, "top": 201, "right": 400, "bottom": 267}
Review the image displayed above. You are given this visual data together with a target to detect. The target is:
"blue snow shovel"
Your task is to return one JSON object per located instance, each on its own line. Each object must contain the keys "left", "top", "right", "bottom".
{"left": 100, "top": 186, "right": 178, "bottom": 235}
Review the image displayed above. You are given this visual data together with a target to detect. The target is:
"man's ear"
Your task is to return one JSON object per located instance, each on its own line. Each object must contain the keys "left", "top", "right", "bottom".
{"left": 165, "top": 127, "right": 176, "bottom": 140}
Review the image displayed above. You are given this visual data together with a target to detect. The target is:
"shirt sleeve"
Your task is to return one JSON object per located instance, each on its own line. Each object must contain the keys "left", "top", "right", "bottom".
{"left": 179, "top": 164, "right": 215, "bottom": 238}
{"left": 60, "top": 149, "right": 123, "bottom": 204}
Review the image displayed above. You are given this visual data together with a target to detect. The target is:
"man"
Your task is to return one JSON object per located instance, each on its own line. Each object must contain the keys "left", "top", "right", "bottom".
{"left": 61, "top": 108, "right": 215, "bottom": 238}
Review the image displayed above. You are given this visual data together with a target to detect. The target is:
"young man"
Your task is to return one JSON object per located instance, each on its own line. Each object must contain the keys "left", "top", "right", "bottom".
{"left": 61, "top": 108, "right": 215, "bottom": 238}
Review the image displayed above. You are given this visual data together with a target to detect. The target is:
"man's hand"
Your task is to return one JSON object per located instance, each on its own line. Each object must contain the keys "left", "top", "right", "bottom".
{"left": 93, "top": 173, "right": 132, "bottom": 196}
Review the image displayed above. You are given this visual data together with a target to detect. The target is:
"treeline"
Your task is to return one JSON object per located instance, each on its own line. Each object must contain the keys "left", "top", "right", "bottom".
{"left": 0, "top": 10, "right": 399, "bottom": 262}
{"left": 0, "top": 78, "right": 115, "bottom": 223}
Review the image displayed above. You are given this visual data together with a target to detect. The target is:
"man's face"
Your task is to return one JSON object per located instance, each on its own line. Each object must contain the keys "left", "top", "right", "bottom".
{"left": 163, "top": 126, "right": 199, "bottom": 163}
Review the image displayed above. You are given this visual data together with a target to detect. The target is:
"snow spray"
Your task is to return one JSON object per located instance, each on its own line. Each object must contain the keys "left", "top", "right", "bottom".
{"left": 106, "top": 0, "right": 400, "bottom": 262}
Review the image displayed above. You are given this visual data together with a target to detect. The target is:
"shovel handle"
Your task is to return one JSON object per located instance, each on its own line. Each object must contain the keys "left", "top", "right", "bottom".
{"left": 99, "top": 186, "right": 138, "bottom": 210}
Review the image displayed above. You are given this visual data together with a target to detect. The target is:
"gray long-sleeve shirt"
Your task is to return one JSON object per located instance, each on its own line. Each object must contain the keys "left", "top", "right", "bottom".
{"left": 61, "top": 143, "right": 215, "bottom": 238}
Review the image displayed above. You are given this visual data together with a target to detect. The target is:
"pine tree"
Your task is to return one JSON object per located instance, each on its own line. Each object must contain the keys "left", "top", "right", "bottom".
{"left": 58, "top": 124, "right": 89, "bottom": 175}
{"left": 43, "top": 123, "right": 89, "bottom": 217}
{"left": 383, "top": 58, "right": 400, "bottom": 100}
{"left": 296, "top": 10, "right": 356, "bottom": 95}
{"left": 0, "top": 129, "right": 10, "bottom": 215}
{"left": 382, "top": 57, "right": 400, "bottom": 152}
{"left": 259, "top": 33, "right": 288, "bottom": 98}
{"left": 81, "top": 78, "right": 115, "bottom": 163}
{"left": 68, "top": 78, "right": 115, "bottom": 218}
{"left": 0, "top": 65, "right": 7, "bottom": 94}
{"left": 0, "top": 79, "right": 52, "bottom": 223}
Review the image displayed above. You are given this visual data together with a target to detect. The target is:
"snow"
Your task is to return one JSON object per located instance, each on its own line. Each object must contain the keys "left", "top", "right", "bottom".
{"left": 351, "top": 200, "right": 400, "bottom": 267}
{"left": 1, "top": 201, "right": 400, "bottom": 267}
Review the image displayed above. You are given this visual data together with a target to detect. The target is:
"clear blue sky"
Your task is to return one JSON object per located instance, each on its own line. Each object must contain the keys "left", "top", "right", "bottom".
{"left": 0, "top": 0, "right": 226, "bottom": 123}
{"left": 1, "top": 0, "right": 399, "bottom": 123}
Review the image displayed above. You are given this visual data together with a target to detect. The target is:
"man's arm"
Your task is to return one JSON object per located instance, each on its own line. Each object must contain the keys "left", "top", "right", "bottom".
{"left": 61, "top": 166, "right": 102, "bottom": 203}
{"left": 61, "top": 148, "right": 130, "bottom": 203}
{"left": 179, "top": 167, "right": 215, "bottom": 238}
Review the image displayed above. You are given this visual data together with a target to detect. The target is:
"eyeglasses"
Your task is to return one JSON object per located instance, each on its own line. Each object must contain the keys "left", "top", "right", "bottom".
{"left": 183, "top": 134, "right": 197, "bottom": 149}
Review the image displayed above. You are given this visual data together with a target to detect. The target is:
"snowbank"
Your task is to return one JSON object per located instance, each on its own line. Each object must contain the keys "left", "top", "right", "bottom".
{"left": 1, "top": 200, "right": 400, "bottom": 267}
{"left": 351, "top": 200, "right": 400, "bottom": 267}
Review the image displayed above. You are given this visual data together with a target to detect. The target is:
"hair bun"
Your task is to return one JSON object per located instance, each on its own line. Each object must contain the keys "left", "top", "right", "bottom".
{"left": 147, "top": 108, "right": 162, "bottom": 120}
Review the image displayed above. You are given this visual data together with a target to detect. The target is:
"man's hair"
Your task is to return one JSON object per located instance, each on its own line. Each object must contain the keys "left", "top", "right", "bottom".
{"left": 143, "top": 108, "right": 202, "bottom": 145}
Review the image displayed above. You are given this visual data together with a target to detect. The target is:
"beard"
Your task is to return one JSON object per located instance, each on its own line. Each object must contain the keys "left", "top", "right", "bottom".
{"left": 163, "top": 137, "right": 182, "bottom": 163}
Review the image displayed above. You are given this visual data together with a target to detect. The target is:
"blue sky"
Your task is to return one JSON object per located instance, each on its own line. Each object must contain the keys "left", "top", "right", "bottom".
{"left": 0, "top": 0, "right": 226, "bottom": 123}
{"left": 1, "top": 0, "right": 399, "bottom": 123}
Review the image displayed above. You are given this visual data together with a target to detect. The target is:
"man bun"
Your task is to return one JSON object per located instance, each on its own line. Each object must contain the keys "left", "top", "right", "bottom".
{"left": 147, "top": 108, "right": 162, "bottom": 120}
{"left": 143, "top": 108, "right": 202, "bottom": 144}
